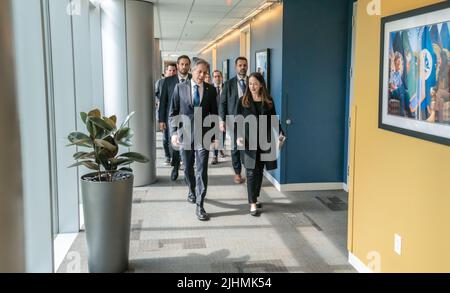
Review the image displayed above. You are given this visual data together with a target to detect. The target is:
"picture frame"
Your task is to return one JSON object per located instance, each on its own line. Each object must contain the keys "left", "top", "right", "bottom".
{"left": 255, "top": 49, "right": 270, "bottom": 92}
{"left": 379, "top": 2, "right": 450, "bottom": 146}
{"left": 222, "top": 59, "right": 229, "bottom": 82}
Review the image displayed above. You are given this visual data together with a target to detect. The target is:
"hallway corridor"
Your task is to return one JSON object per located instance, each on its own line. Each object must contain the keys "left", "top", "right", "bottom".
{"left": 57, "top": 133, "right": 354, "bottom": 273}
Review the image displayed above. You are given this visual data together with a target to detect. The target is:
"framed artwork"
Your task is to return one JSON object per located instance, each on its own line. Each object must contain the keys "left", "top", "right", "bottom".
{"left": 255, "top": 49, "right": 270, "bottom": 92}
{"left": 379, "top": 2, "right": 450, "bottom": 146}
{"left": 222, "top": 59, "right": 229, "bottom": 82}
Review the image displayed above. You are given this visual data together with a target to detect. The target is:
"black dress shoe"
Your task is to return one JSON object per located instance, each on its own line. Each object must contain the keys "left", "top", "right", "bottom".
{"left": 170, "top": 167, "right": 179, "bottom": 181}
{"left": 187, "top": 195, "right": 196, "bottom": 204}
{"left": 250, "top": 209, "right": 260, "bottom": 217}
{"left": 196, "top": 206, "right": 209, "bottom": 221}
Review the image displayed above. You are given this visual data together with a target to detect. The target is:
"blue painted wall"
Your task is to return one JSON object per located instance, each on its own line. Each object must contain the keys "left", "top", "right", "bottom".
{"left": 208, "top": 5, "right": 284, "bottom": 183}
{"left": 250, "top": 5, "right": 284, "bottom": 182}
{"left": 282, "top": 0, "right": 351, "bottom": 184}
{"left": 198, "top": 1, "right": 352, "bottom": 186}
{"left": 216, "top": 32, "right": 240, "bottom": 80}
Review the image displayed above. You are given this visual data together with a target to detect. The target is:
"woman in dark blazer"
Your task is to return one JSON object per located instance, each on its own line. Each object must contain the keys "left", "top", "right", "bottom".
{"left": 236, "top": 73, "right": 285, "bottom": 216}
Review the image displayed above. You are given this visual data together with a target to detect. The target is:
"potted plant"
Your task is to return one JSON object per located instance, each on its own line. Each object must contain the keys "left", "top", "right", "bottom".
{"left": 67, "top": 108, "right": 149, "bottom": 273}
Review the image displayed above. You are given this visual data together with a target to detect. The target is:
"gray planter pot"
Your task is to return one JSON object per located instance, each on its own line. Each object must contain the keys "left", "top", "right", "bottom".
{"left": 81, "top": 172, "right": 134, "bottom": 273}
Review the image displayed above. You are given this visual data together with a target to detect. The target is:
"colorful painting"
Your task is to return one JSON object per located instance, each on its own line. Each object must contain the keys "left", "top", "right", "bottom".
{"left": 379, "top": 2, "right": 450, "bottom": 146}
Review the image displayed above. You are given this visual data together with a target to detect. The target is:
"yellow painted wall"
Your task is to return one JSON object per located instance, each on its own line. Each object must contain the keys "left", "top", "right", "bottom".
{"left": 350, "top": 0, "right": 450, "bottom": 272}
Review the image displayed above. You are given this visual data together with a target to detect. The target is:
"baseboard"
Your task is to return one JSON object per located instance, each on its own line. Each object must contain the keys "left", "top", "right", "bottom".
{"left": 343, "top": 183, "right": 349, "bottom": 192}
{"left": 348, "top": 252, "right": 373, "bottom": 273}
{"left": 263, "top": 170, "right": 282, "bottom": 190}
{"left": 79, "top": 203, "right": 84, "bottom": 230}
{"left": 263, "top": 171, "right": 345, "bottom": 192}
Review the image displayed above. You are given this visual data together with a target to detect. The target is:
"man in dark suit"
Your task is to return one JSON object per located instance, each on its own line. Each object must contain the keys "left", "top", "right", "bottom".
{"left": 158, "top": 55, "right": 192, "bottom": 181}
{"left": 156, "top": 63, "right": 177, "bottom": 165}
{"left": 211, "top": 69, "right": 225, "bottom": 164}
{"left": 219, "top": 56, "right": 248, "bottom": 184}
{"left": 169, "top": 58, "right": 218, "bottom": 221}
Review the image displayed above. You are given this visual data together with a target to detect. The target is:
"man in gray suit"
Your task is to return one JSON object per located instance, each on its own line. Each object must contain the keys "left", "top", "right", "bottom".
{"left": 169, "top": 58, "right": 218, "bottom": 221}
{"left": 159, "top": 55, "right": 192, "bottom": 181}
{"left": 219, "top": 56, "right": 248, "bottom": 184}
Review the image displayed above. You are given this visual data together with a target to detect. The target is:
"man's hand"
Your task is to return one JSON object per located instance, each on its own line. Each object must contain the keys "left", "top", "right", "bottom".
{"left": 236, "top": 137, "right": 244, "bottom": 147}
{"left": 278, "top": 134, "right": 286, "bottom": 149}
{"left": 219, "top": 121, "right": 226, "bottom": 133}
{"left": 171, "top": 134, "right": 180, "bottom": 147}
{"left": 159, "top": 122, "right": 166, "bottom": 131}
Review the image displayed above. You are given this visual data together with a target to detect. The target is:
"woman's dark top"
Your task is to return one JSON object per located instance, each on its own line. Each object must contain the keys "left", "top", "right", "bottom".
{"left": 236, "top": 96, "right": 284, "bottom": 171}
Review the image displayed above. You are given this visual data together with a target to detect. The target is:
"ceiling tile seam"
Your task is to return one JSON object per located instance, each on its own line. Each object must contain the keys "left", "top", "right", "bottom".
{"left": 174, "top": 0, "right": 196, "bottom": 52}
{"left": 192, "top": 0, "right": 244, "bottom": 52}
{"left": 155, "top": 0, "right": 164, "bottom": 50}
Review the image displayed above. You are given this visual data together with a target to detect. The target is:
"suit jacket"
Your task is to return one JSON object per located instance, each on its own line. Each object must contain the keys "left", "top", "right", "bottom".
{"left": 158, "top": 74, "right": 192, "bottom": 123}
{"left": 213, "top": 83, "right": 224, "bottom": 105}
{"left": 155, "top": 77, "right": 164, "bottom": 102}
{"left": 169, "top": 81, "right": 218, "bottom": 145}
{"left": 236, "top": 96, "right": 284, "bottom": 171}
{"left": 219, "top": 76, "right": 248, "bottom": 121}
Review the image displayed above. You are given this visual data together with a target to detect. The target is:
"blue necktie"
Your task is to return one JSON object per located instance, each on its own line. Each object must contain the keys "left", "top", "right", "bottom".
{"left": 193, "top": 84, "right": 200, "bottom": 107}
{"left": 239, "top": 79, "right": 246, "bottom": 94}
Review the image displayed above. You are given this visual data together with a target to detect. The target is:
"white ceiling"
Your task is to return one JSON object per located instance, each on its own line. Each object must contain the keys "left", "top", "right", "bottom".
{"left": 152, "top": 0, "right": 267, "bottom": 59}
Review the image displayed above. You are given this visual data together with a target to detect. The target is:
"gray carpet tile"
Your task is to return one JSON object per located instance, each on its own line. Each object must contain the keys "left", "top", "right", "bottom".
{"left": 57, "top": 132, "right": 355, "bottom": 273}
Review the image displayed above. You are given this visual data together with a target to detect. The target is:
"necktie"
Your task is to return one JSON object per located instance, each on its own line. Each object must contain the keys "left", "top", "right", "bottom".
{"left": 239, "top": 79, "right": 246, "bottom": 94}
{"left": 216, "top": 86, "right": 220, "bottom": 97}
{"left": 180, "top": 78, "right": 185, "bottom": 83}
{"left": 193, "top": 85, "right": 200, "bottom": 107}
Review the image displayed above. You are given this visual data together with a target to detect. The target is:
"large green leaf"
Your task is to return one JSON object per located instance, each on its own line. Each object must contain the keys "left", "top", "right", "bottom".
{"left": 117, "top": 139, "right": 133, "bottom": 147}
{"left": 94, "top": 139, "right": 117, "bottom": 152}
{"left": 120, "top": 111, "right": 135, "bottom": 129}
{"left": 103, "top": 116, "right": 116, "bottom": 130}
{"left": 73, "top": 151, "right": 95, "bottom": 160}
{"left": 73, "top": 151, "right": 88, "bottom": 160}
{"left": 119, "top": 167, "right": 133, "bottom": 173}
{"left": 115, "top": 127, "right": 134, "bottom": 141}
{"left": 86, "top": 119, "right": 96, "bottom": 138}
{"left": 109, "top": 115, "right": 117, "bottom": 126}
{"left": 66, "top": 138, "right": 92, "bottom": 148}
{"left": 89, "top": 116, "right": 114, "bottom": 131}
{"left": 118, "top": 152, "right": 149, "bottom": 163}
{"left": 88, "top": 109, "right": 101, "bottom": 118}
{"left": 68, "top": 160, "right": 99, "bottom": 170}
{"left": 68, "top": 132, "right": 90, "bottom": 143}
{"left": 110, "top": 158, "right": 133, "bottom": 166}
{"left": 80, "top": 112, "right": 88, "bottom": 124}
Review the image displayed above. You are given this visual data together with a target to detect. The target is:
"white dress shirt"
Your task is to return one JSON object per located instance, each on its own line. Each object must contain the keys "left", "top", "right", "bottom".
{"left": 214, "top": 83, "right": 222, "bottom": 96}
{"left": 237, "top": 75, "right": 247, "bottom": 98}
{"left": 178, "top": 74, "right": 189, "bottom": 83}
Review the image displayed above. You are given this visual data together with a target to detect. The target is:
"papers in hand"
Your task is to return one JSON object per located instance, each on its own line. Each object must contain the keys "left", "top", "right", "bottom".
{"left": 278, "top": 135, "right": 286, "bottom": 149}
